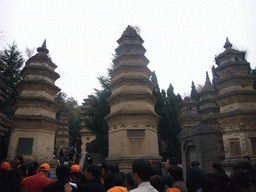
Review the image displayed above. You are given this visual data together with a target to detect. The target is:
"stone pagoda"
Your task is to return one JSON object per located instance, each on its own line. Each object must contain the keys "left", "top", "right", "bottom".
{"left": 105, "top": 26, "right": 161, "bottom": 171}
{"left": 0, "top": 61, "right": 12, "bottom": 136}
{"left": 79, "top": 95, "right": 95, "bottom": 154}
{"left": 55, "top": 110, "right": 70, "bottom": 151}
{"left": 214, "top": 38, "right": 256, "bottom": 164}
{"left": 7, "top": 40, "right": 61, "bottom": 163}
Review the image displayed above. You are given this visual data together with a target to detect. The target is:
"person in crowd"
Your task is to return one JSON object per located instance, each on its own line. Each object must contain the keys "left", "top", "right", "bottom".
{"left": 130, "top": 158, "right": 157, "bottom": 192}
{"left": 229, "top": 169, "right": 256, "bottom": 192}
{"left": 77, "top": 137, "right": 83, "bottom": 155}
{"left": 70, "top": 164, "right": 83, "bottom": 186}
{"left": 107, "top": 163, "right": 120, "bottom": 174}
{"left": 104, "top": 163, "right": 124, "bottom": 191}
{"left": 165, "top": 157, "right": 178, "bottom": 187}
{"left": 21, "top": 163, "right": 53, "bottom": 192}
{"left": 212, "top": 162, "right": 229, "bottom": 191}
{"left": 5, "top": 168, "right": 27, "bottom": 192}
{"left": 243, "top": 156, "right": 256, "bottom": 177}
{"left": 186, "top": 161, "right": 203, "bottom": 192}
{"left": 104, "top": 172, "right": 127, "bottom": 192}
{"left": 13, "top": 155, "right": 27, "bottom": 178}
{"left": 0, "top": 161, "right": 11, "bottom": 190}
{"left": 167, "top": 166, "right": 188, "bottom": 192}
{"left": 151, "top": 164, "right": 169, "bottom": 191}
{"left": 198, "top": 173, "right": 219, "bottom": 192}
{"left": 101, "top": 162, "right": 108, "bottom": 183}
{"left": 125, "top": 171, "right": 136, "bottom": 191}
{"left": 77, "top": 164, "right": 106, "bottom": 192}
{"left": 27, "top": 161, "right": 39, "bottom": 177}
{"left": 150, "top": 175, "right": 166, "bottom": 192}
{"left": 68, "top": 144, "right": 75, "bottom": 162}
{"left": 43, "top": 165, "right": 77, "bottom": 192}
{"left": 58, "top": 147, "right": 65, "bottom": 165}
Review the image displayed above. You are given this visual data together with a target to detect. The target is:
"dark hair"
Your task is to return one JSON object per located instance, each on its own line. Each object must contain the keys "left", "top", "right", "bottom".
{"left": 5, "top": 168, "right": 23, "bottom": 191}
{"left": 101, "top": 162, "right": 108, "bottom": 170}
{"left": 103, "top": 173, "right": 124, "bottom": 191}
{"left": 151, "top": 164, "right": 163, "bottom": 176}
{"left": 201, "top": 173, "right": 218, "bottom": 192}
{"left": 27, "top": 161, "right": 39, "bottom": 177}
{"left": 125, "top": 171, "right": 135, "bottom": 187}
{"left": 212, "top": 162, "right": 222, "bottom": 171}
{"left": 230, "top": 169, "right": 256, "bottom": 191}
{"left": 243, "top": 156, "right": 250, "bottom": 161}
{"left": 168, "top": 157, "right": 178, "bottom": 166}
{"left": 56, "top": 165, "right": 70, "bottom": 181}
{"left": 191, "top": 161, "right": 200, "bottom": 167}
{"left": 107, "top": 163, "right": 119, "bottom": 173}
{"left": 14, "top": 155, "right": 24, "bottom": 164}
{"left": 168, "top": 166, "right": 183, "bottom": 181}
{"left": 87, "top": 164, "right": 102, "bottom": 179}
{"left": 132, "top": 158, "right": 152, "bottom": 181}
{"left": 150, "top": 175, "right": 166, "bottom": 192}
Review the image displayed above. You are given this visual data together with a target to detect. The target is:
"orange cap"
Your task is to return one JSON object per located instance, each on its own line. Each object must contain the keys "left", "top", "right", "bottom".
{"left": 39, "top": 163, "right": 50, "bottom": 171}
{"left": 166, "top": 188, "right": 181, "bottom": 192}
{"left": 71, "top": 164, "right": 82, "bottom": 173}
{"left": 0, "top": 162, "right": 11, "bottom": 171}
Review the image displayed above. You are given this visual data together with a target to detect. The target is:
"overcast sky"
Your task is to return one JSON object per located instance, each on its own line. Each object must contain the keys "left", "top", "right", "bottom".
{"left": 1, "top": 0, "right": 255, "bottom": 105}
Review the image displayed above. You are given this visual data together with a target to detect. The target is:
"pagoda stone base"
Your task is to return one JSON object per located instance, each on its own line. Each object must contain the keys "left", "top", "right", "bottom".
{"left": 106, "top": 155, "right": 162, "bottom": 173}
{"left": 7, "top": 128, "right": 56, "bottom": 164}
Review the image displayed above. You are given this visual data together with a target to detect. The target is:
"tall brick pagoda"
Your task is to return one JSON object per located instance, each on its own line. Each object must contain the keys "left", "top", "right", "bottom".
{"left": 79, "top": 95, "right": 95, "bottom": 154}
{"left": 214, "top": 38, "right": 256, "bottom": 164}
{"left": 55, "top": 110, "right": 69, "bottom": 151}
{"left": 7, "top": 40, "right": 61, "bottom": 163}
{"left": 105, "top": 26, "right": 161, "bottom": 171}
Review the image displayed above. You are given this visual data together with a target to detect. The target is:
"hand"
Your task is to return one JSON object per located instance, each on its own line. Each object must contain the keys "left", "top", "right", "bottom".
{"left": 64, "top": 183, "right": 72, "bottom": 192}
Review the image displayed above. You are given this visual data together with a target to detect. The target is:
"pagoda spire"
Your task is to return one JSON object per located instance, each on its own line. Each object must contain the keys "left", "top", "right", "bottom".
{"left": 206, "top": 71, "right": 210, "bottom": 82}
{"left": 223, "top": 37, "right": 232, "bottom": 49}
{"left": 37, "top": 39, "right": 49, "bottom": 54}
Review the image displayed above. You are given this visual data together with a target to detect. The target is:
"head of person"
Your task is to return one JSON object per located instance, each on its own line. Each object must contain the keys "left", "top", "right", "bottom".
{"left": 150, "top": 175, "right": 166, "bottom": 192}
{"left": 132, "top": 158, "right": 152, "bottom": 183}
{"left": 70, "top": 164, "right": 82, "bottom": 181}
{"left": 125, "top": 171, "right": 135, "bottom": 191}
{"left": 101, "top": 162, "right": 108, "bottom": 175}
{"left": 0, "top": 162, "right": 11, "bottom": 172}
{"left": 5, "top": 168, "right": 23, "bottom": 191}
{"left": 167, "top": 166, "right": 183, "bottom": 182}
{"left": 151, "top": 164, "right": 163, "bottom": 176}
{"left": 14, "top": 155, "right": 24, "bottom": 165}
{"left": 39, "top": 163, "right": 51, "bottom": 176}
{"left": 56, "top": 165, "right": 71, "bottom": 181}
{"left": 85, "top": 164, "right": 102, "bottom": 181}
{"left": 191, "top": 161, "right": 200, "bottom": 168}
{"left": 165, "top": 157, "right": 178, "bottom": 171}
{"left": 244, "top": 156, "right": 251, "bottom": 163}
{"left": 212, "top": 162, "right": 222, "bottom": 174}
{"left": 103, "top": 172, "right": 124, "bottom": 191}
{"left": 230, "top": 169, "right": 256, "bottom": 192}
{"left": 107, "top": 163, "right": 120, "bottom": 173}
{"left": 201, "top": 173, "right": 219, "bottom": 192}
{"left": 27, "top": 161, "right": 39, "bottom": 177}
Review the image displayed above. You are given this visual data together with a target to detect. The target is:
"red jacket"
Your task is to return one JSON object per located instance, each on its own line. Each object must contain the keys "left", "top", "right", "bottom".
{"left": 21, "top": 172, "right": 54, "bottom": 192}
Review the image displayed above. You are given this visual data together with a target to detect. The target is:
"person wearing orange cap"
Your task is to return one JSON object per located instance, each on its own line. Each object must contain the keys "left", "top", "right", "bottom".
{"left": 21, "top": 163, "right": 53, "bottom": 192}
{"left": 70, "top": 164, "right": 82, "bottom": 186}
{"left": 0, "top": 162, "right": 11, "bottom": 190}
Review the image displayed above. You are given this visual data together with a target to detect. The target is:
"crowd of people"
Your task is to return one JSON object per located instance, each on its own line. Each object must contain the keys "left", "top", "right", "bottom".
{"left": 1, "top": 155, "right": 256, "bottom": 192}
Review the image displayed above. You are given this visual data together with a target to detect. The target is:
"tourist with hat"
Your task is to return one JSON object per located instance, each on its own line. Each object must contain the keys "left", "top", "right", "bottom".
{"left": 21, "top": 163, "right": 53, "bottom": 192}
{"left": 70, "top": 164, "right": 83, "bottom": 186}
{"left": 0, "top": 161, "right": 11, "bottom": 190}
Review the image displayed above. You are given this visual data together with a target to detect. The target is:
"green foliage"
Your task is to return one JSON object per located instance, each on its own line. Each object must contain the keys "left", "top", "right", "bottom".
{"left": 190, "top": 81, "right": 200, "bottom": 101}
{"left": 54, "top": 92, "right": 81, "bottom": 142}
{"left": 85, "top": 76, "right": 111, "bottom": 158}
{"left": 151, "top": 73, "right": 182, "bottom": 162}
{"left": 0, "top": 42, "right": 24, "bottom": 117}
